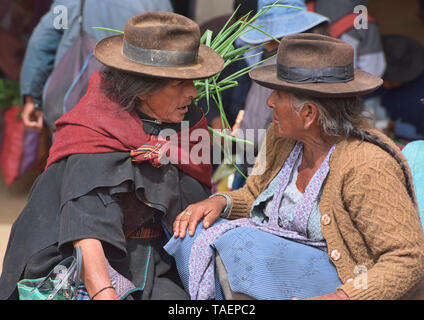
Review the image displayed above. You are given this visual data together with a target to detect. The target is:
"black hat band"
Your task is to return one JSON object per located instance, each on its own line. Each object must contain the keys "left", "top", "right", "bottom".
{"left": 277, "top": 63, "right": 354, "bottom": 84}
{"left": 123, "top": 40, "right": 198, "bottom": 67}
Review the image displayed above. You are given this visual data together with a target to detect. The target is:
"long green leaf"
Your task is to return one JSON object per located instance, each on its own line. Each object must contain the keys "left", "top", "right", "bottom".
{"left": 208, "top": 127, "right": 253, "bottom": 145}
{"left": 210, "top": 130, "right": 248, "bottom": 179}
{"left": 92, "top": 27, "right": 124, "bottom": 34}
{"left": 212, "top": 4, "right": 244, "bottom": 46}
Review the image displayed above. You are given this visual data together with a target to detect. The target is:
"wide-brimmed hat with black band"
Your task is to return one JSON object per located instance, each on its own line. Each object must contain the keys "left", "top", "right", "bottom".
{"left": 94, "top": 12, "right": 224, "bottom": 80}
{"left": 249, "top": 33, "right": 383, "bottom": 97}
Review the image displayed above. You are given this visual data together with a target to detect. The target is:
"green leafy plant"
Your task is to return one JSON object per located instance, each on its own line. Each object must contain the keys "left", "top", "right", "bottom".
{"left": 0, "top": 78, "right": 21, "bottom": 112}
{"left": 192, "top": 2, "right": 302, "bottom": 177}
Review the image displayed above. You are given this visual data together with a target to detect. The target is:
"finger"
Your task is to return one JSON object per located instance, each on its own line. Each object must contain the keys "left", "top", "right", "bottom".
{"left": 202, "top": 210, "right": 219, "bottom": 229}
{"left": 24, "top": 122, "right": 42, "bottom": 131}
{"left": 178, "top": 214, "right": 190, "bottom": 239}
{"left": 173, "top": 213, "right": 183, "bottom": 237}
{"left": 187, "top": 211, "right": 204, "bottom": 237}
{"left": 21, "top": 111, "right": 32, "bottom": 127}
{"left": 21, "top": 110, "right": 41, "bottom": 131}
{"left": 35, "top": 112, "right": 43, "bottom": 130}
{"left": 23, "top": 121, "right": 39, "bottom": 131}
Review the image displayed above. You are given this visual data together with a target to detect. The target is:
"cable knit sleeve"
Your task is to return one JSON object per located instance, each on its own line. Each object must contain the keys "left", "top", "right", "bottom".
{"left": 338, "top": 146, "right": 424, "bottom": 300}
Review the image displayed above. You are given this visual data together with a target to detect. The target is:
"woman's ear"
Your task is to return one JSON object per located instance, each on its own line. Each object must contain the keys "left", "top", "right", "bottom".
{"left": 300, "top": 102, "right": 319, "bottom": 130}
{"left": 138, "top": 92, "right": 150, "bottom": 101}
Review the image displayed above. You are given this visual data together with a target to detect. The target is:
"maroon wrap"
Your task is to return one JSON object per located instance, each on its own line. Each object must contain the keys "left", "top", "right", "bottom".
{"left": 46, "top": 71, "right": 212, "bottom": 188}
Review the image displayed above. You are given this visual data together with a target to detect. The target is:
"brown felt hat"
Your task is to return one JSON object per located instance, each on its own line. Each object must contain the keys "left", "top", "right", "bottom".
{"left": 94, "top": 12, "right": 224, "bottom": 80}
{"left": 250, "top": 33, "right": 383, "bottom": 97}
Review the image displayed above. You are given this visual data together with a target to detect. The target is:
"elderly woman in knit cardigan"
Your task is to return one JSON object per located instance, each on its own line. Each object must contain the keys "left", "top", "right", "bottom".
{"left": 167, "top": 34, "right": 424, "bottom": 300}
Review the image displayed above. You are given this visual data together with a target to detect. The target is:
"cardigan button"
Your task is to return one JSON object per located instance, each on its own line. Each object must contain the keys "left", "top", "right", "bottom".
{"left": 321, "top": 214, "right": 331, "bottom": 226}
{"left": 331, "top": 249, "right": 341, "bottom": 261}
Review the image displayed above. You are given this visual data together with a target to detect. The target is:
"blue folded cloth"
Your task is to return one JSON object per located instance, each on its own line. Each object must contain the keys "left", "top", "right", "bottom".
{"left": 164, "top": 219, "right": 342, "bottom": 300}
{"left": 164, "top": 219, "right": 227, "bottom": 300}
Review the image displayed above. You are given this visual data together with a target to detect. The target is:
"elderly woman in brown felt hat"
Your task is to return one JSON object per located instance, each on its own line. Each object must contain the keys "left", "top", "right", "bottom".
{"left": 168, "top": 33, "right": 424, "bottom": 300}
{"left": 0, "top": 12, "right": 224, "bottom": 300}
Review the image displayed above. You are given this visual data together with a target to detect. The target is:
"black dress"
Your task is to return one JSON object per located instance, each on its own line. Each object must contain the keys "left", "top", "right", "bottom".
{"left": 0, "top": 106, "right": 211, "bottom": 300}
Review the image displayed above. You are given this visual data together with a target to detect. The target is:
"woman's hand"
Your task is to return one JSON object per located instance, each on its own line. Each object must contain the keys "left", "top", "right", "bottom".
{"left": 73, "top": 239, "right": 118, "bottom": 300}
{"left": 173, "top": 196, "right": 228, "bottom": 239}
{"left": 292, "top": 290, "right": 349, "bottom": 300}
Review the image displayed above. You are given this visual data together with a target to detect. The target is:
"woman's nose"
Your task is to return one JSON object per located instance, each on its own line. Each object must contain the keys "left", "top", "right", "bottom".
{"left": 267, "top": 91, "right": 277, "bottom": 109}
{"left": 185, "top": 80, "right": 197, "bottom": 99}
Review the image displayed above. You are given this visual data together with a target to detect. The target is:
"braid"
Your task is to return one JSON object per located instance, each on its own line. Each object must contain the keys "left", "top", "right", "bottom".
{"left": 349, "top": 127, "right": 416, "bottom": 204}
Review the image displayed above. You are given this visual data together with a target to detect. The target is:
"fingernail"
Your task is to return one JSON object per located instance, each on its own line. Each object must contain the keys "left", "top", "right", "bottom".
{"left": 204, "top": 222, "right": 209, "bottom": 228}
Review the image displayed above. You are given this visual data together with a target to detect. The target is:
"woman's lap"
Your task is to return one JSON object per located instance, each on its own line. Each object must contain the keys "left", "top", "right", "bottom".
{"left": 164, "top": 219, "right": 342, "bottom": 300}
{"left": 213, "top": 227, "right": 342, "bottom": 300}
{"left": 164, "top": 218, "right": 227, "bottom": 299}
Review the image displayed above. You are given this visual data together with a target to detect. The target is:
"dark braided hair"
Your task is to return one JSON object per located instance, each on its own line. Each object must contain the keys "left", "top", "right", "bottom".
{"left": 292, "top": 94, "right": 416, "bottom": 204}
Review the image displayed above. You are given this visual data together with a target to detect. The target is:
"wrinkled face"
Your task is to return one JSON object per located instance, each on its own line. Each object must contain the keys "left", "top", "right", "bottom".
{"left": 267, "top": 90, "right": 304, "bottom": 138}
{"left": 139, "top": 79, "right": 197, "bottom": 123}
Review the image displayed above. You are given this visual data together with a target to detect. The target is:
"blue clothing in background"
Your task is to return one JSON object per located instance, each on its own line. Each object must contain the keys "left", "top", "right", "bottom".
{"left": 402, "top": 141, "right": 424, "bottom": 227}
{"left": 376, "top": 73, "right": 424, "bottom": 138}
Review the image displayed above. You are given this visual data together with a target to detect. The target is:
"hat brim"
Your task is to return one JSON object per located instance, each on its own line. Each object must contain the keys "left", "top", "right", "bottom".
{"left": 249, "top": 64, "right": 383, "bottom": 97}
{"left": 94, "top": 35, "right": 224, "bottom": 80}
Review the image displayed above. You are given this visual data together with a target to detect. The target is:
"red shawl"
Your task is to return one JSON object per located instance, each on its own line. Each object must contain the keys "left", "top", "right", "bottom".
{"left": 47, "top": 71, "right": 212, "bottom": 188}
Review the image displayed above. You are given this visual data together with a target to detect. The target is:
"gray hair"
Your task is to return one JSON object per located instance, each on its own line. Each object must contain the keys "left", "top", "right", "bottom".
{"left": 290, "top": 93, "right": 415, "bottom": 203}
{"left": 100, "top": 66, "right": 169, "bottom": 112}
{"left": 290, "top": 93, "right": 368, "bottom": 139}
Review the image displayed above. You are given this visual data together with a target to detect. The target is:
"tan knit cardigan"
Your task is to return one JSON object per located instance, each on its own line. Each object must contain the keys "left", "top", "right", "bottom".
{"left": 222, "top": 123, "right": 424, "bottom": 300}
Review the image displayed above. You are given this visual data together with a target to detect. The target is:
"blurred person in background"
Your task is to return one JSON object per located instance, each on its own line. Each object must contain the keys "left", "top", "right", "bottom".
{"left": 306, "top": 0, "right": 386, "bottom": 78}
{"left": 364, "top": 35, "right": 424, "bottom": 141}
{"left": 20, "top": 0, "right": 173, "bottom": 133}
{"left": 0, "top": 0, "right": 52, "bottom": 81}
